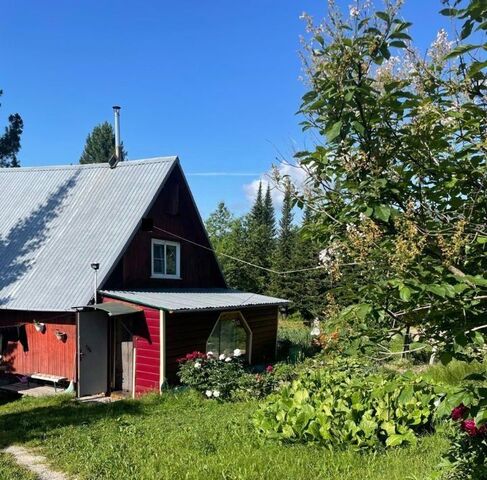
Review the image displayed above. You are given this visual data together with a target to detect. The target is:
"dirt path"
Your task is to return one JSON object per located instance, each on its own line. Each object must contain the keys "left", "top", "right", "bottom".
{"left": 3, "top": 446, "right": 69, "bottom": 480}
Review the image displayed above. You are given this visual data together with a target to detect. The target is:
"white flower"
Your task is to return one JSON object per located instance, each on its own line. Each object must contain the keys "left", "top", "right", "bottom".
{"left": 212, "top": 390, "right": 220, "bottom": 398}
{"left": 233, "top": 348, "right": 242, "bottom": 357}
{"left": 205, "top": 390, "right": 212, "bottom": 397}
{"left": 225, "top": 357, "right": 232, "bottom": 362}
{"left": 194, "top": 362, "right": 201, "bottom": 369}
{"left": 206, "top": 351, "right": 214, "bottom": 358}
{"left": 429, "top": 28, "right": 453, "bottom": 64}
{"left": 219, "top": 353, "right": 226, "bottom": 360}
{"left": 349, "top": 6, "right": 359, "bottom": 18}
{"left": 311, "top": 326, "right": 321, "bottom": 336}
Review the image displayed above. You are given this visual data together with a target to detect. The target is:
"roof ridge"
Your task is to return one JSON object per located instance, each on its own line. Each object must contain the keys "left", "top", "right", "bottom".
{"left": 0, "top": 156, "right": 178, "bottom": 173}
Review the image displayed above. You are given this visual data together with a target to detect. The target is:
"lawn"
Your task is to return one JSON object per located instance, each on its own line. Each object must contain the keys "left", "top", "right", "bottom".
{"left": 0, "top": 391, "right": 447, "bottom": 480}
{"left": 0, "top": 452, "right": 37, "bottom": 480}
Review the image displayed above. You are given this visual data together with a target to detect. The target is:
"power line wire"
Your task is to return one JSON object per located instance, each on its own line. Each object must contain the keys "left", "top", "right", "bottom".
{"left": 152, "top": 226, "right": 326, "bottom": 276}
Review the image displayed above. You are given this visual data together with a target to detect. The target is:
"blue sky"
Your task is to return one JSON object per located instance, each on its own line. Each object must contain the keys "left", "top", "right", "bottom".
{"left": 1, "top": 1, "right": 449, "bottom": 218}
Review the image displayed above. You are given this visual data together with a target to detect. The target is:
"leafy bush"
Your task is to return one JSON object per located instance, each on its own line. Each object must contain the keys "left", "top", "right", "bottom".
{"left": 177, "top": 351, "right": 278, "bottom": 401}
{"left": 253, "top": 358, "right": 441, "bottom": 450}
{"left": 435, "top": 377, "right": 487, "bottom": 479}
{"left": 177, "top": 351, "right": 246, "bottom": 400}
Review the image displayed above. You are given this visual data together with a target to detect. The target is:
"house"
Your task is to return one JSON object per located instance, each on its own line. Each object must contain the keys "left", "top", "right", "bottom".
{"left": 0, "top": 157, "right": 287, "bottom": 397}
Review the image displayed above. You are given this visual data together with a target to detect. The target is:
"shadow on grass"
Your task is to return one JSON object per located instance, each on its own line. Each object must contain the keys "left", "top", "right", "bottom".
{"left": 0, "top": 394, "right": 144, "bottom": 449}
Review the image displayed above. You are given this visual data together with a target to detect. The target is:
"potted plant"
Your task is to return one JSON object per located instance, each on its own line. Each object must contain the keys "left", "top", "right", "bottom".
{"left": 33, "top": 320, "right": 46, "bottom": 333}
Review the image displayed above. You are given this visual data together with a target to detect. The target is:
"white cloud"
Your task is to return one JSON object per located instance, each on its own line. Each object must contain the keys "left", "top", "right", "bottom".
{"left": 243, "top": 163, "right": 308, "bottom": 208}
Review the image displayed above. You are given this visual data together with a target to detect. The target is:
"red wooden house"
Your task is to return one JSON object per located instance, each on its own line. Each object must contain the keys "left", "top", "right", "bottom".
{"left": 0, "top": 157, "right": 287, "bottom": 397}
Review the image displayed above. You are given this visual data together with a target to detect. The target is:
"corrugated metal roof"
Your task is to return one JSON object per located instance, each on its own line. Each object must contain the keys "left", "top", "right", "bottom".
{"left": 0, "top": 157, "right": 177, "bottom": 311}
{"left": 100, "top": 289, "right": 289, "bottom": 312}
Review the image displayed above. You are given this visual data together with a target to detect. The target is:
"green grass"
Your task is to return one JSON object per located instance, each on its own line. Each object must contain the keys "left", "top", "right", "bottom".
{"left": 0, "top": 391, "right": 448, "bottom": 480}
{"left": 0, "top": 453, "right": 37, "bottom": 480}
{"left": 423, "top": 359, "right": 487, "bottom": 386}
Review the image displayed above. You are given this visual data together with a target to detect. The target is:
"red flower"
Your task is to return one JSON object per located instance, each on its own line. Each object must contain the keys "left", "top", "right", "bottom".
{"left": 451, "top": 404, "right": 468, "bottom": 421}
{"left": 265, "top": 365, "right": 274, "bottom": 373}
{"left": 177, "top": 351, "right": 207, "bottom": 363}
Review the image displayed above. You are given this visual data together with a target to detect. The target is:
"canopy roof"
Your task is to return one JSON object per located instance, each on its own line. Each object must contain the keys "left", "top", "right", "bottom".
{"left": 100, "top": 289, "right": 289, "bottom": 313}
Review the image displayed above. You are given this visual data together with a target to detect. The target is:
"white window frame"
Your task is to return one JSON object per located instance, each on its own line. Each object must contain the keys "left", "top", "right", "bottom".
{"left": 206, "top": 311, "right": 253, "bottom": 363}
{"left": 151, "top": 239, "right": 181, "bottom": 279}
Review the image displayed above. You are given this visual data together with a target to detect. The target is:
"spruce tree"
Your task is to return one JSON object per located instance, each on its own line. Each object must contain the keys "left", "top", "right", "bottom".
{"left": 79, "top": 122, "right": 127, "bottom": 164}
{"left": 249, "top": 182, "right": 264, "bottom": 224}
{"left": 270, "top": 179, "right": 297, "bottom": 301}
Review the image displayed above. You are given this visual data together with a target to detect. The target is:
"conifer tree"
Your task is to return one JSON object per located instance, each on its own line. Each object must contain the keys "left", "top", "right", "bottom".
{"left": 270, "top": 179, "right": 297, "bottom": 301}
{"left": 79, "top": 122, "right": 127, "bottom": 164}
{"left": 0, "top": 90, "right": 23, "bottom": 168}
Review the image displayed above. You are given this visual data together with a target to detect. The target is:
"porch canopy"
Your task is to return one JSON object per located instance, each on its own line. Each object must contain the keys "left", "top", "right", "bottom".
{"left": 99, "top": 288, "right": 289, "bottom": 313}
{"left": 81, "top": 302, "right": 142, "bottom": 316}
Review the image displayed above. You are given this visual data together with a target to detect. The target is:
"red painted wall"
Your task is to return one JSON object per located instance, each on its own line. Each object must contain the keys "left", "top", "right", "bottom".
{"left": 134, "top": 305, "right": 160, "bottom": 395}
{"left": 0, "top": 311, "right": 76, "bottom": 380}
{"left": 101, "top": 297, "right": 160, "bottom": 395}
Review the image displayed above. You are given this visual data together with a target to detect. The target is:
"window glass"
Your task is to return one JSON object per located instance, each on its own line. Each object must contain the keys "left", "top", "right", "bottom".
{"left": 207, "top": 313, "right": 249, "bottom": 358}
{"left": 153, "top": 244, "right": 165, "bottom": 274}
{"left": 152, "top": 240, "right": 180, "bottom": 277}
{"left": 166, "top": 244, "right": 177, "bottom": 275}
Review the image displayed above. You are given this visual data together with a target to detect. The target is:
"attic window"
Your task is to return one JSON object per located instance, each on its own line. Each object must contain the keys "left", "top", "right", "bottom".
{"left": 151, "top": 239, "right": 181, "bottom": 279}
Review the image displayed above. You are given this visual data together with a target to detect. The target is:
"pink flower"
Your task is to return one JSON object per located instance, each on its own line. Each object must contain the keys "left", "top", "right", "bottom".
{"left": 451, "top": 404, "right": 468, "bottom": 421}
{"left": 265, "top": 365, "right": 274, "bottom": 373}
{"left": 460, "top": 419, "right": 487, "bottom": 437}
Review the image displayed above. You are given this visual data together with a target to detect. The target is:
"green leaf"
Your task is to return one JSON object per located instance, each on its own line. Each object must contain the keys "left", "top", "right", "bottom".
{"left": 426, "top": 284, "right": 446, "bottom": 298}
{"left": 477, "top": 236, "right": 487, "bottom": 244}
{"left": 468, "top": 61, "right": 487, "bottom": 77}
{"left": 386, "top": 433, "right": 405, "bottom": 447}
{"left": 352, "top": 121, "right": 365, "bottom": 135}
{"left": 376, "top": 11, "right": 390, "bottom": 23}
{"left": 439, "top": 8, "right": 458, "bottom": 16}
{"left": 374, "top": 205, "right": 391, "bottom": 222}
{"left": 399, "top": 285, "right": 412, "bottom": 302}
{"left": 390, "top": 40, "right": 407, "bottom": 48}
{"left": 326, "top": 121, "right": 343, "bottom": 142}
{"left": 475, "top": 409, "right": 487, "bottom": 426}
{"left": 445, "top": 44, "right": 481, "bottom": 60}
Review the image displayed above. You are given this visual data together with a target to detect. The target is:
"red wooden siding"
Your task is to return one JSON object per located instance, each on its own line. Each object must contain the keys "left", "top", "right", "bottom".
{"left": 104, "top": 165, "right": 226, "bottom": 291}
{"left": 101, "top": 296, "right": 160, "bottom": 395}
{"left": 165, "top": 306, "right": 278, "bottom": 383}
{"left": 0, "top": 311, "right": 76, "bottom": 380}
{"left": 134, "top": 306, "right": 160, "bottom": 394}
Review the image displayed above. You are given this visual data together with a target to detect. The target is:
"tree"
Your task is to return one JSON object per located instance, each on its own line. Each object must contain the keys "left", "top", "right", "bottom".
{"left": 270, "top": 179, "right": 297, "bottom": 302}
{"left": 289, "top": 0, "right": 486, "bottom": 344}
{"left": 206, "top": 201, "right": 234, "bottom": 246}
{"left": 245, "top": 183, "right": 276, "bottom": 293}
{"left": 79, "top": 122, "right": 127, "bottom": 164}
{"left": 0, "top": 90, "right": 23, "bottom": 167}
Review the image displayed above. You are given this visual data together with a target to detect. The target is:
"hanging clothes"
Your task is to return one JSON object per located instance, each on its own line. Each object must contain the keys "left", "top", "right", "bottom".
{"left": 0, "top": 325, "right": 29, "bottom": 355}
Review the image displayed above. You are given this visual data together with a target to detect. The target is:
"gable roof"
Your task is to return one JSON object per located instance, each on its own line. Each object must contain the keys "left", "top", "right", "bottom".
{"left": 0, "top": 157, "right": 178, "bottom": 311}
{"left": 100, "top": 288, "right": 289, "bottom": 313}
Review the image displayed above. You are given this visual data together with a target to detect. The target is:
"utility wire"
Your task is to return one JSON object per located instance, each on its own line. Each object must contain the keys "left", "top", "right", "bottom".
{"left": 152, "top": 226, "right": 326, "bottom": 276}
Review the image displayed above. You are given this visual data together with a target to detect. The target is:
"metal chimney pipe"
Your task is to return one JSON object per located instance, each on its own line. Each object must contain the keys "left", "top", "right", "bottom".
{"left": 113, "top": 105, "right": 121, "bottom": 160}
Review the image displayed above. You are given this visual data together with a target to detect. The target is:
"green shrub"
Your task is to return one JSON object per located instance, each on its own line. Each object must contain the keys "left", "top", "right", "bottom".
{"left": 177, "top": 351, "right": 278, "bottom": 401}
{"left": 177, "top": 351, "right": 246, "bottom": 400}
{"left": 253, "top": 358, "right": 442, "bottom": 450}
